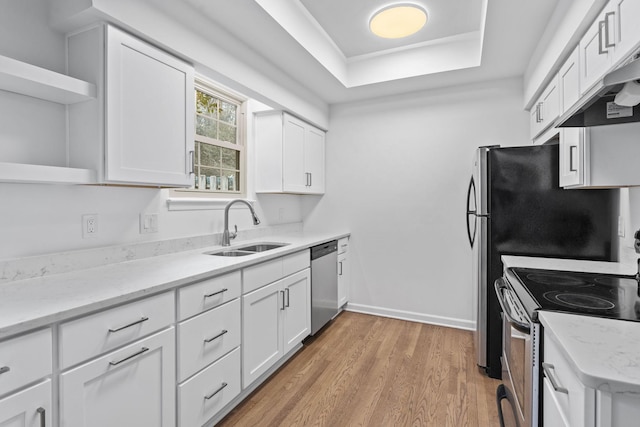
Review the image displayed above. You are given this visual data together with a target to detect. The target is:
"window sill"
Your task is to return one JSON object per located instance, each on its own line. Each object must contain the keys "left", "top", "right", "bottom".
{"left": 166, "top": 197, "right": 255, "bottom": 211}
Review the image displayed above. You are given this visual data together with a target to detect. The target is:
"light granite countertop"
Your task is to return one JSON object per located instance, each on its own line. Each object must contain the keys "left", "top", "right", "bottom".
{"left": 539, "top": 311, "right": 640, "bottom": 394}
{"left": 0, "top": 230, "right": 349, "bottom": 340}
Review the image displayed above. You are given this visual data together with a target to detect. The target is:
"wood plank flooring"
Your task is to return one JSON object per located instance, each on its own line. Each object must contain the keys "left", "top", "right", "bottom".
{"left": 219, "top": 311, "right": 502, "bottom": 427}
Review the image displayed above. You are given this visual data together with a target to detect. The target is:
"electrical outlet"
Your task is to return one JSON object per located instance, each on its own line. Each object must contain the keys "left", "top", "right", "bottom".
{"left": 82, "top": 214, "right": 99, "bottom": 238}
{"left": 140, "top": 213, "right": 158, "bottom": 234}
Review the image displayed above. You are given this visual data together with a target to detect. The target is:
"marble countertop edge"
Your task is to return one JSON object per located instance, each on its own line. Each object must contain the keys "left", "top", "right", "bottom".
{"left": 0, "top": 231, "right": 350, "bottom": 340}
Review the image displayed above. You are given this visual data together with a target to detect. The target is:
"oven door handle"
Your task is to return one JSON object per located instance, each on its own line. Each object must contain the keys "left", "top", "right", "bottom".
{"left": 494, "top": 278, "right": 530, "bottom": 332}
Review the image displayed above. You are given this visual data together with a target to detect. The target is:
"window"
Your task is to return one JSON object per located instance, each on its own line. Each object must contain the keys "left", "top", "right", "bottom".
{"left": 182, "top": 81, "right": 245, "bottom": 196}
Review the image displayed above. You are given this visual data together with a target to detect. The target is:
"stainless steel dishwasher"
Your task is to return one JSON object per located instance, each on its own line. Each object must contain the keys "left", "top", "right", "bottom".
{"left": 310, "top": 240, "right": 338, "bottom": 335}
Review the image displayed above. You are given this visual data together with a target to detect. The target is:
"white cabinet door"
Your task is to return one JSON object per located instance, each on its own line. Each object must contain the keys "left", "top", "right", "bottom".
{"left": 105, "top": 26, "right": 194, "bottom": 186}
{"left": 282, "top": 114, "right": 308, "bottom": 193}
{"left": 68, "top": 25, "right": 195, "bottom": 187}
{"left": 559, "top": 128, "right": 586, "bottom": 188}
{"left": 542, "top": 376, "right": 570, "bottom": 427}
{"left": 60, "top": 328, "right": 175, "bottom": 427}
{"left": 0, "top": 381, "right": 51, "bottom": 427}
{"left": 559, "top": 47, "right": 581, "bottom": 114}
{"left": 580, "top": 6, "right": 616, "bottom": 94}
{"left": 242, "top": 281, "right": 283, "bottom": 388}
{"left": 610, "top": 0, "right": 640, "bottom": 65}
{"left": 337, "top": 252, "right": 350, "bottom": 309}
{"left": 530, "top": 75, "right": 559, "bottom": 140}
{"left": 304, "top": 125, "right": 325, "bottom": 194}
{"left": 282, "top": 270, "right": 311, "bottom": 355}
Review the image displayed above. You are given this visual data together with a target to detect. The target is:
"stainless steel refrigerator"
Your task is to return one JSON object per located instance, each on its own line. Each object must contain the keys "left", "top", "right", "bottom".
{"left": 466, "top": 144, "right": 614, "bottom": 378}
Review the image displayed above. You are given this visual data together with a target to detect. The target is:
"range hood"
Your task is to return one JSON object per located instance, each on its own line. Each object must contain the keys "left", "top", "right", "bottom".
{"left": 558, "top": 54, "right": 640, "bottom": 128}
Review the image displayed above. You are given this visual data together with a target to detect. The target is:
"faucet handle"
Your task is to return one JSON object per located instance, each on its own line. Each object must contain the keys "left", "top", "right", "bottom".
{"left": 230, "top": 225, "right": 238, "bottom": 241}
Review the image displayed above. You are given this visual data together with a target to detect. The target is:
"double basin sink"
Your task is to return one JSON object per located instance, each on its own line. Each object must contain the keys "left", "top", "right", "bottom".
{"left": 204, "top": 242, "right": 288, "bottom": 257}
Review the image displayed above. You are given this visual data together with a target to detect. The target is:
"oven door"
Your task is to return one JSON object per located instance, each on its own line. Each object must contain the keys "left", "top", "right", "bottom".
{"left": 495, "top": 278, "right": 537, "bottom": 427}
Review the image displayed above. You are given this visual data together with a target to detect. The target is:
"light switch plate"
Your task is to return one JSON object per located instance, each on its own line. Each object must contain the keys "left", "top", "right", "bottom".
{"left": 140, "top": 213, "right": 158, "bottom": 234}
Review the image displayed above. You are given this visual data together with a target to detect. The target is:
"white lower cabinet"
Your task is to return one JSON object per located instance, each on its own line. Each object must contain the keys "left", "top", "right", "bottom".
{"left": 59, "top": 328, "right": 175, "bottom": 427}
{"left": 337, "top": 237, "right": 350, "bottom": 309}
{"left": 178, "top": 347, "right": 240, "bottom": 427}
{"left": 543, "top": 329, "right": 640, "bottom": 427}
{"left": 242, "top": 268, "right": 311, "bottom": 388}
{"left": 0, "top": 380, "right": 51, "bottom": 427}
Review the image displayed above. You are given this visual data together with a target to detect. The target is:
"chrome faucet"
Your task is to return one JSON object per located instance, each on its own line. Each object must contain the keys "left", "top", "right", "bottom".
{"left": 222, "top": 199, "right": 260, "bottom": 246}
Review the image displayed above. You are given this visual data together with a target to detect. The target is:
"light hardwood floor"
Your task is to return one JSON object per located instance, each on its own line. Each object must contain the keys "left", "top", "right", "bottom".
{"left": 219, "top": 311, "right": 502, "bottom": 427}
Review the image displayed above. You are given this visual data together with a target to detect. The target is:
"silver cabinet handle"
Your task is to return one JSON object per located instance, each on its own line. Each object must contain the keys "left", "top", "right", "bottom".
{"left": 204, "top": 288, "right": 228, "bottom": 298}
{"left": 204, "top": 382, "right": 228, "bottom": 400}
{"left": 189, "top": 150, "right": 195, "bottom": 175}
{"left": 542, "top": 362, "right": 569, "bottom": 394}
{"left": 309, "top": 172, "right": 312, "bottom": 187}
{"left": 604, "top": 11, "right": 615, "bottom": 48}
{"left": 598, "top": 20, "right": 607, "bottom": 54}
{"left": 339, "top": 261, "right": 343, "bottom": 276}
{"left": 280, "top": 290, "right": 286, "bottom": 310}
{"left": 37, "top": 407, "right": 46, "bottom": 427}
{"left": 108, "top": 316, "right": 149, "bottom": 333}
{"left": 569, "top": 145, "right": 578, "bottom": 172}
{"left": 109, "top": 347, "right": 149, "bottom": 366}
{"left": 204, "top": 329, "right": 228, "bottom": 343}
{"left": 285, "top": 288, "right": 290, "bottom": 308}
{"left": 0, "top": 366, "right": 9, "bottom": 375}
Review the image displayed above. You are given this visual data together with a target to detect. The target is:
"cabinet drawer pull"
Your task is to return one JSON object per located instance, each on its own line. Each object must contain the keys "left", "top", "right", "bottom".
{"left": 204, "top": 382, "right": 228, "bottom": 400}
{"left": 189, "top": 150, "right": 195, "bottom": 175}
{"left": 339, "top": 261, "right": 343, "bottom": 276}
{"left": 109, "top": 347, "right": 149, "bottom": 366}
{"left": 281, "top": 290, "right": 286, "bottom": 310}
{"left": 37, "top": 407, "right": 45, "bottom": 427}
{"left": 542, "top": 362, "right": 569, "bottom": 394}
{"left": 285, "top": 288, "right": 290, "bottom": 307}
{"left": 108, "top": 316, "right": 149, "bottom": 333}
{"left": 0, "top": 366, "right": 9, "bottom": 375}
{"left": 204, "top": 329, "right": 228, "bottom": 343}
{"left": 204, "top": 288, "right": 228, "bottom": 298}
{"left": 598, "top": 20, "right": 607, "bottom": 55}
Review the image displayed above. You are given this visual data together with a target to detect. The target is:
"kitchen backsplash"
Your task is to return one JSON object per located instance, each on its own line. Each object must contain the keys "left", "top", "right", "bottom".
{"left": 0, "top": 222, "right": 303, "bottom": 284}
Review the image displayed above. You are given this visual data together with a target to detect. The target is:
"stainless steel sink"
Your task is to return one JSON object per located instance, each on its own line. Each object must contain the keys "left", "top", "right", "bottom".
{"left": 206, "top": 250, "right": 255, "bottom": 257}
{"left": 205, "top": 242, "right": 289, "bottom": 257}
{"left": 235, "top": 243, "right": 288, "bottom": 252}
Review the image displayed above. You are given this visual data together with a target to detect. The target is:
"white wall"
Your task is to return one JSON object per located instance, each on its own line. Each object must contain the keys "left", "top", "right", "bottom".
{"left": 302, "top": 78, "right": 530, "bottom": 329}
{"left": 0, "top": 0, "right": 303, "bottom": 260}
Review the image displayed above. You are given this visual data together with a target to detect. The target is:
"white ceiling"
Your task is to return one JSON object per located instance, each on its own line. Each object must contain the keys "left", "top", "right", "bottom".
{"left": 157, "top": 0, "right": 559, "bottom": 105}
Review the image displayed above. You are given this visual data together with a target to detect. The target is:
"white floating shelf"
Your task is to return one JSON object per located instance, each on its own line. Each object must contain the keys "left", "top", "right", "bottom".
{"left": 0, "top": 54, "right": 96, "bottom": 104}
{"left": 0, "top": 162, "right": 97, "bottom": 185}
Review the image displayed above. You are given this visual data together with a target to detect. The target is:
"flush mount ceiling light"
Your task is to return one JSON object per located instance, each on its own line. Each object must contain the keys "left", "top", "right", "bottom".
{"left": 369, "top": 4, "right": 428, "bottom": 39}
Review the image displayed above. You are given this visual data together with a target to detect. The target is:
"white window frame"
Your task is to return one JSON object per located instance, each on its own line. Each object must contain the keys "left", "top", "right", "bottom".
{"left": 172, "top": 78, "right": 247, "bottom": 199}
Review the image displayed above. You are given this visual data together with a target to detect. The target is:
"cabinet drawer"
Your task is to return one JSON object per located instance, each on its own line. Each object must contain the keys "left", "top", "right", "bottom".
{"left": 177, "top": 299, "right": 241, "bottom": 382}
{"left": 60, "top": 291, "right": 175, "bottom": 369}
{"left": 178, "top": 271, "right": 241, "bottom": 321}
{"left": 283, "top": 250, "right": 310, "bottom": 277}
{"left": 0, "top": 329, "right": 52, "bottom": 396}
{"left": 243, "top": 257, "right": 283, "bottom": 294}
{"left": 178, "top": 347, "right": 240, "bottom": 427}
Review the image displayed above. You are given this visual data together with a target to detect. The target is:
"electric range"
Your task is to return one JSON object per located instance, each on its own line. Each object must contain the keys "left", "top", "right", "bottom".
{"left": 505, "top": 267, "right": 640, "bottom": 322}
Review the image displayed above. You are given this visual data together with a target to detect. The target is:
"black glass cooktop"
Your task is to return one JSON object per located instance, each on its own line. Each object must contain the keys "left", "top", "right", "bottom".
{"left": 509, "top": 267, "right": 640, "bottom": 322}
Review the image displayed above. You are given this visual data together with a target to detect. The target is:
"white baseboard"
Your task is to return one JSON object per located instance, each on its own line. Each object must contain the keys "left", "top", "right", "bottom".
{"left": 345, "top": 303, "right": 476, "bottom": 331}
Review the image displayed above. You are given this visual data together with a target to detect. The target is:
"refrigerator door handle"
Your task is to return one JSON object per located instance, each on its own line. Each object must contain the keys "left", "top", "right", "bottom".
{"left": 467, "top": 176, "right": 478, "bottom": 248}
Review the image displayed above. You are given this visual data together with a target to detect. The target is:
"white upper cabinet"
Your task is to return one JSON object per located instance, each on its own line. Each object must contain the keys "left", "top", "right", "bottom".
{"left": 530, "top": 75, "right": 560, "bottom": 140}
{"left": 559, "top": 128, "right": 585, "bottom": 188}
{"left": 255, "top": 111, "right": 325, "bottom": 195}
{"left": 579, "top": 0, "right": 640, "bottom": 94}
{"left": 559, "top": 48, "right": 581, "bottom": 115}
{"left": 67, "top": 25, "right": 195, "bottom": 187}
